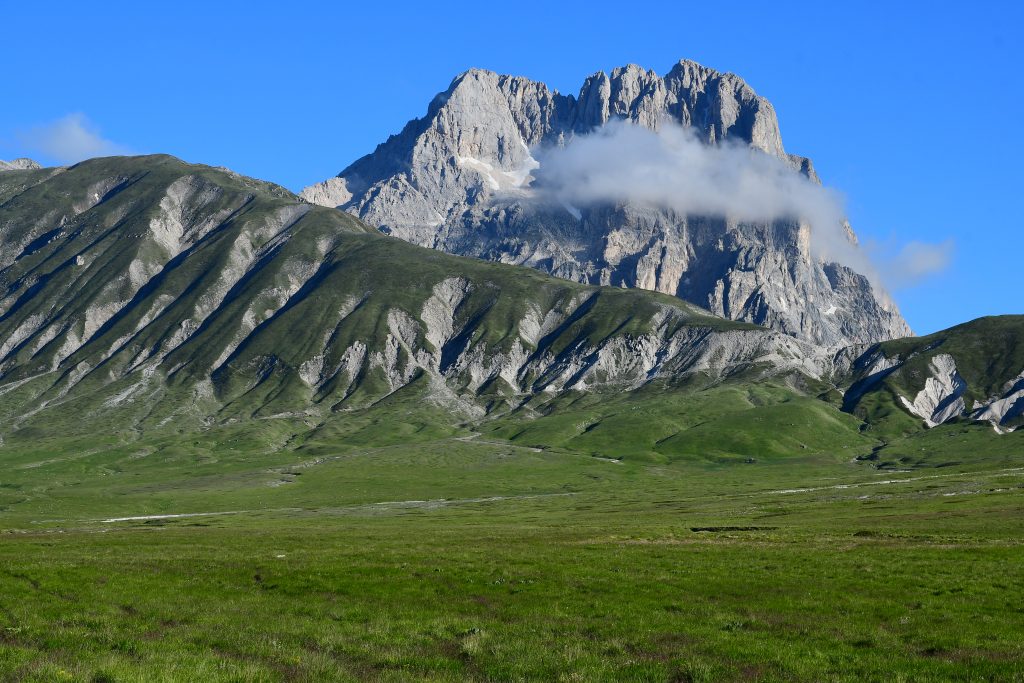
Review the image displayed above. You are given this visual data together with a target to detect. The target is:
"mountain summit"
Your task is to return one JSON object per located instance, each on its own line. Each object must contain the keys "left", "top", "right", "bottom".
{"left": 302, "top": 60, "right": 911, "bottom": 347}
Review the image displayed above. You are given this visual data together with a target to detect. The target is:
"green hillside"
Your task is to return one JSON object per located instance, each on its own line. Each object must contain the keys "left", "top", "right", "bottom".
{"left": 844, "top": 315, "right": 1024, "bottom": 435}
{"left": 0, "top": 156, "right": 778, "bottom": 432}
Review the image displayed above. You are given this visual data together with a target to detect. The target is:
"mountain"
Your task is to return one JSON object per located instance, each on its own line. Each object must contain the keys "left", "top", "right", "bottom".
{"left": 0, "top": 155, "right": 1018, "bottom": 456}
{"left": 0, "top": 155, "right": 846, "bottom": 442}
{"left": 301, "top": 60, "right": 910, "bottom": 348}
{"left": 0, "top": 158, "right": 41, "bottom": 172}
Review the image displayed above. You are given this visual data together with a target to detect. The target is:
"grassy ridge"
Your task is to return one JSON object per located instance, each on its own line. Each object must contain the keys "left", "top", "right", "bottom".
{"left": 876, "top": 316, "right": 1024, "bottom": 403}
{"left": 846, "top": 315, "right": 1024, "bottom": 434}
{"left": 0, "top": 156, "right": 766, "bottom": 435}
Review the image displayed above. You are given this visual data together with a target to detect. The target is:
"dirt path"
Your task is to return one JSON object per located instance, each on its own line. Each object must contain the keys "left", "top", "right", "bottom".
{"left": 761, "top": 466, "right": 1024, "bottom": 496}
{"left": 454, "top": 433, "right": 543, "bottom": 452}
{"left": 88, "top": 492, "right": 578, "bottom": 524}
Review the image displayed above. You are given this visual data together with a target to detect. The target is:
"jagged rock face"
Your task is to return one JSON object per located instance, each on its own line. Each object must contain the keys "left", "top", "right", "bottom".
{"left": 0, "top": 159, "right": 41, "bottom": 172}
{"left": 0, "top": 155, "right": 834, "bottom": 430}
{"left": 302, "top": 60, "right": 910, "bottom": 347}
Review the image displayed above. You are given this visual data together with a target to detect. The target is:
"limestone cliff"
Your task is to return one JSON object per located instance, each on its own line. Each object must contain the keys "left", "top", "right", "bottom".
{"left": 303, "top": 60, "right": 910, "bottom": 347}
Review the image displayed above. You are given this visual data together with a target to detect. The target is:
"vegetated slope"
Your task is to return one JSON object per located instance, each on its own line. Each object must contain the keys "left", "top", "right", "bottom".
{"left": 482, "top": 380, "right": 876, "bottom": 464}
{"left": 481, "top": 317, "right": 1024, "bottom": 461}
{"left": 0, "top": 155, "right": 835, "bottom": 444}
{"left": 302, "top": 59, "right": 909, "bottom": 347}
{"left": 842, "top": 315, "right": 1024, "bottom": 434}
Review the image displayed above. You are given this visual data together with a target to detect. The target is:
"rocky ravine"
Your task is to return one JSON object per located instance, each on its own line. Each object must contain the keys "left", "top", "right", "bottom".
{"left": 0, "top": 155, "right": 841, "bottom": 434}
{"left": 302, "top": 59, "right": 911, "bottom": 348}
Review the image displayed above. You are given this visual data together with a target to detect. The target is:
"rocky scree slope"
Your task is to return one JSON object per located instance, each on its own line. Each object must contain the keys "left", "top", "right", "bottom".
{"left": 0, "top": 155, "right": 836, "bottom": 434}
{"left": 302, "top": 59, "right": 910, "bottom": 348}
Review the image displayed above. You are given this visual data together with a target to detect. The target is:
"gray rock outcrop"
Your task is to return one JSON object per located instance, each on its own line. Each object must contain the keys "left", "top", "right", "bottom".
{"left": 897, "top": 354, "right": 967, "bottom": 427}
{"left": 302, "top": 60, "right": 910, "bottom": 347}
{"left": 972, "top": 371, "right": 1024, "bottom": 431}
{"left": 0, "top": 158, "right": 41, "bottom": 172}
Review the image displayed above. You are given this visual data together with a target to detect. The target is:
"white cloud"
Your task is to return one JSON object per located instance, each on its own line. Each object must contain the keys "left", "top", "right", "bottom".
{"left": 872, "top": 239, "right": 954, "bottom": 289}
{"left": 529, "top": 120, "right": 951, "bottom": 288}
{"left": 16, "top": 113, "right": 129, "bottom": 164}
{"left": 534, "top": 120, "right": 845, "bottom": 234}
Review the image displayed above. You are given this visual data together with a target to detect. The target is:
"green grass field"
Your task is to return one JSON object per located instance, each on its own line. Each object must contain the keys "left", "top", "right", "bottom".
{"left": 0, "top": 400, "right": 1022, "bottom": 682}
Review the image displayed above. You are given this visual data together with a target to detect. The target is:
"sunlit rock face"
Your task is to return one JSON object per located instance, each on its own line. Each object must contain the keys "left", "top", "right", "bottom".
{"left": 0, "top": 158, "right": 41, "bottom": 172}
{"left": 303, "top": 60, "right": 910, "bottom": 347}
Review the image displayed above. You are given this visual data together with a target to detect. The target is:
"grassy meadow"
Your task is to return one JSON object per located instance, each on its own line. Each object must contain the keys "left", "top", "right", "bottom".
{"left": 0, "top": 393, "right": 1022, "bottom": 682}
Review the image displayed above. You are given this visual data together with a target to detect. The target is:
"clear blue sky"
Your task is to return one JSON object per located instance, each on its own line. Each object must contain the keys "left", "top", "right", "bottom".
{"left": 3, "top": 1, "right": 1021, "bottom": 335}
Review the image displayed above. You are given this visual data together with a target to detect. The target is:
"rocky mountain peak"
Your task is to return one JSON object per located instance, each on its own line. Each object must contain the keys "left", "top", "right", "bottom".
{"left": 301, "top": 59, "right": 911, "bottom": 347}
